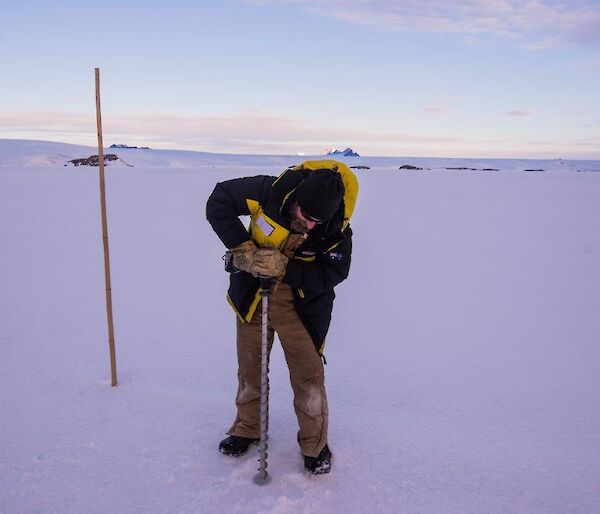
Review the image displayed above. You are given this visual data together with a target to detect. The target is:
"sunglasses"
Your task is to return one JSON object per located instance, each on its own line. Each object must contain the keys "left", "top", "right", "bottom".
{"left": 299, "top": 206, "right": 326, "bottom": 224}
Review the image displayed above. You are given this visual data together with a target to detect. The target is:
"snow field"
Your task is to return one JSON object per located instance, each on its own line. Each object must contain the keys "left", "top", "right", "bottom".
{"left": 1, "top": 143, "right": 599, "bottom": 513}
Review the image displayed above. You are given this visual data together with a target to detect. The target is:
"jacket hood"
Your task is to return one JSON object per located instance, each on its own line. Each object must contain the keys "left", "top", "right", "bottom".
{"left": 272, "top": 159, "right": 359, "bottom": 233}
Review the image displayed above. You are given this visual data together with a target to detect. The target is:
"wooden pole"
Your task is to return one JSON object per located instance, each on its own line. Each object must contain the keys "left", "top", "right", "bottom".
{"left": 95, "top": 67, "right": 118, "bottom": 387}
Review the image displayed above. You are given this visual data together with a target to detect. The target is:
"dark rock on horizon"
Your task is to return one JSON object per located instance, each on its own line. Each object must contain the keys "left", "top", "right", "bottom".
{"left": 67, "top": 154, "right": 118, "bottom": 167}
{"left": 110, "top": 144, "right": 150, "bottom": 150}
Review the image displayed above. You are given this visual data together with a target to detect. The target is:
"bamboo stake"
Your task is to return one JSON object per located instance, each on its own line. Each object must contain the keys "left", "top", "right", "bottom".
{"left": 95, "top": 68, "right": 118, "bottom": 387}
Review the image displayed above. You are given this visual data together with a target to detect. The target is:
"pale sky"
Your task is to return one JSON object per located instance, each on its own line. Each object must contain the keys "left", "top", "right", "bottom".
{"left": 1, "top": 0, "right": 599, "bottom": 157}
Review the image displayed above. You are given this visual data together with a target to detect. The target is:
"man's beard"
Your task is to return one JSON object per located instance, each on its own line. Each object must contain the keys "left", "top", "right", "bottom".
{"left": 290, "top": 217, "right": 309, "bottom": 234}
{"left": 289, "top": 203, "right": 309, "bottom": 234}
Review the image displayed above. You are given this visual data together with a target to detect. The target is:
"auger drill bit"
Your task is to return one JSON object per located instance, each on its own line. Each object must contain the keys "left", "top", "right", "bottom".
{"left": 253, "top": 277, "right": 272, "bottom": 485}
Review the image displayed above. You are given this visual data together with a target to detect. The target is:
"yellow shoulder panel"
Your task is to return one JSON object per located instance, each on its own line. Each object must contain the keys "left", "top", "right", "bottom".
{"left": 246, "top": 198, "right": 260, "bottom": 215}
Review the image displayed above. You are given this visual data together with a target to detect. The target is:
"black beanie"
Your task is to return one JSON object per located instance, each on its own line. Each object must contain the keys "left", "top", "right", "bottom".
{"left": 294, "top": 169, "right": 345, "bottom": 221}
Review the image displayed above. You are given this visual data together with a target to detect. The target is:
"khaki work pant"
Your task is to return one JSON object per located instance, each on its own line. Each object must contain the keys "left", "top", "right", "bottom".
{"left": 227, "top": 282, "right": 328, "bottom": 458}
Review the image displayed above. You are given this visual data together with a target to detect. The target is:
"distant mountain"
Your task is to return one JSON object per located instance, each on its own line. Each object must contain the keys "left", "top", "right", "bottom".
{"left": 325, "top": 147, "right": 360, "bottom": 157}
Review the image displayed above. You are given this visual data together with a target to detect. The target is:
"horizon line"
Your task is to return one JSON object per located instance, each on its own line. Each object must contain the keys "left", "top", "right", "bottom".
{"left": 2, "top": 137, "right": 598, "bottom": 162}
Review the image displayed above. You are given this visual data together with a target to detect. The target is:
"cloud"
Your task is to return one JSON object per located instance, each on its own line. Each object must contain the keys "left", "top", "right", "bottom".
{"left": 0, "top": 109, "right": 470, "bottom": 155}
{"left": 1, "top": 109, "right": 598, "bottom": 158}
{"left": 572, "top": 136, "right": 600, "bottom": 147}
{"left": 505, "top": 109, "right": 533, "bottom": 116}
{"left": 249, "top": 0, "right": 600, "bottom": 48}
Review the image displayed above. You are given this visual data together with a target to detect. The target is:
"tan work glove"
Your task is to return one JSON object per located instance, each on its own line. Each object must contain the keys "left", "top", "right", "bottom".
{"left": 230, "top": 240, "right": 257, "bottom": 273}
{"left": 252, "top": 247, "right": 289, "bottom": 280}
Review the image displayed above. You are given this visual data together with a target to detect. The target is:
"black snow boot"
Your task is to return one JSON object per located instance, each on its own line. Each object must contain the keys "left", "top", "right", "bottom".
{"left": 304, "top": 444, "right": 332, "bottom": 475}
{"left": 218, "top": 435, "right": 259, "bottom": 457}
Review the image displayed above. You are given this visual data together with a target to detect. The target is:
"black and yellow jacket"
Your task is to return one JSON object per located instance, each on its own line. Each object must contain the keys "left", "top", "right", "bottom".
{"left": 206, "top": 160, "right": 358, "bottom": 355}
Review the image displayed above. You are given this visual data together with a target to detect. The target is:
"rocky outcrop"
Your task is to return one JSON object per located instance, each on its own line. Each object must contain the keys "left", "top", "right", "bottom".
{"left": 445, "top": 167, "right": 499, "bottom": 171}
{"left": 110, "top": 144, "right": 150, "bottom": 150}
{"left": 67, "top": 154, "right": 118, "bottom": 167}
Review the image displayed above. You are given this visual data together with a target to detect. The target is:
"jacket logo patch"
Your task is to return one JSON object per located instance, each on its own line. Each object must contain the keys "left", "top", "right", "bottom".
{"left": 300, "top": 250, "right": 316, "bottom": 257}
{"left": 328, "top": 252, "right": 343, "bottom": 261}
{"left": 256, "top": 215, "right": 275, "bottom": 236}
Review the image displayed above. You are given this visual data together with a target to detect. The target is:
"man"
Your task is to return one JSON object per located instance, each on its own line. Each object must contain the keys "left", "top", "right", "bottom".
{"left": 206, "top": 160, "right": 358, "bottom": 474}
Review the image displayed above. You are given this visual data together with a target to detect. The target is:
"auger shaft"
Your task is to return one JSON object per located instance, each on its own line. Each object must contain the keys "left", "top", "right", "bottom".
{"left": 253, "top": 277, "right": 272, "bottom": 484}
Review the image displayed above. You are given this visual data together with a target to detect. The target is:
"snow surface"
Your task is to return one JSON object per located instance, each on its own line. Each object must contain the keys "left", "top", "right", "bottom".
{"left": 1, "top": 140, "right": 599, "bottom": 513}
